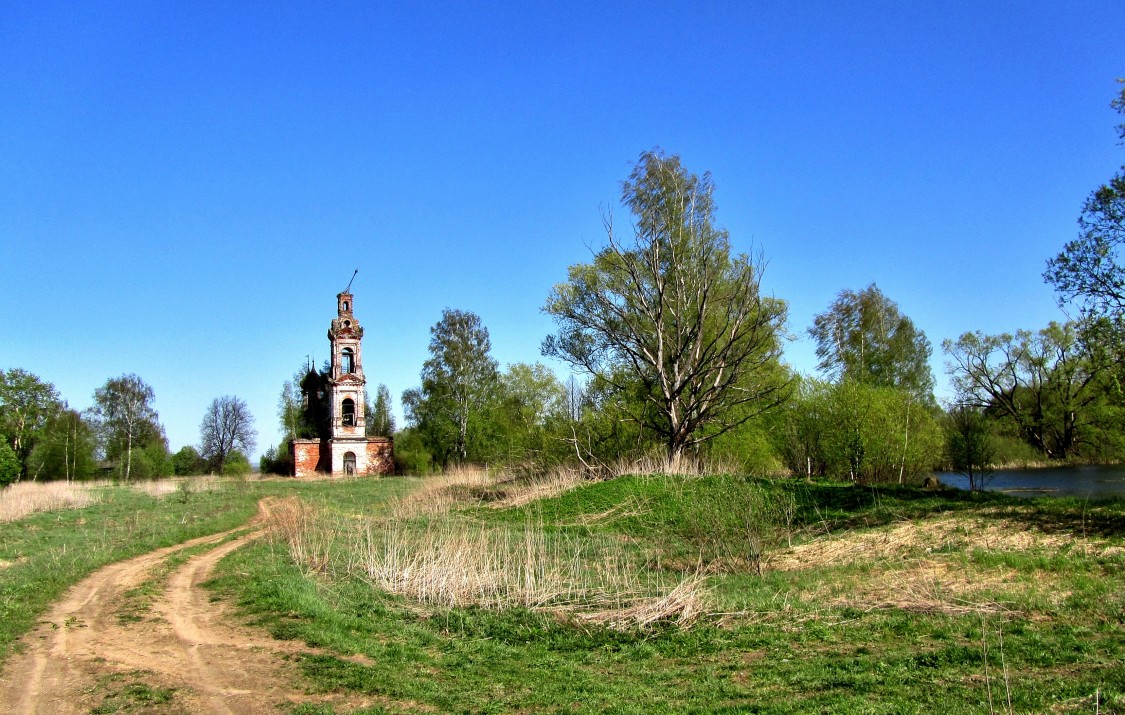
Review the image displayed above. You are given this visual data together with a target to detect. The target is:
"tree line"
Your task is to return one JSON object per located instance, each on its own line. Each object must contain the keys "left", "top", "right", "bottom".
{"left": 0, "top": 370, "right": 256, "bottom": 486}
{"left": 391, "top": 82, "right": 1125, "bottom": 485}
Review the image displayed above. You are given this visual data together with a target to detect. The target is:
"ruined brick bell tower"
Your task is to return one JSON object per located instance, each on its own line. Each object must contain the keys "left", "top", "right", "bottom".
{"left": 291, "top": 287, "right": 393, "bottom": 477}
{"left": 328, "top": 291, "right": 367, "bottom": 473}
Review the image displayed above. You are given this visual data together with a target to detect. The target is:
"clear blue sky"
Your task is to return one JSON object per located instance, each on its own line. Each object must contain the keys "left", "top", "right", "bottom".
{"left": 3, "top": 1, "right": 1123, "bottom": 461}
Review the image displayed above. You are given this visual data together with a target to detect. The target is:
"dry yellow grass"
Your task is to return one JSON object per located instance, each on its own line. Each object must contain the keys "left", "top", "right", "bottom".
{"left": 387, "top": 467, "right": 495, "bottom": 517}
{"left": 574, "top": 573, "right": 707, "bottom": 629}
{"left": 266, "top": 496, "right": 338, "bottom": 574}
{"left": 0, "top": 480, "right": 104, "bottom": 523}
{"left": 268, "top": 494, "right": 706, "bottom": 629}
{"left": 0, "top": 476, "right": 226, "bottom": 524}
{"left": 804, "top": 559, "right": 1033, "bottom": 616}
{"left": 387, "top": 457, "right": 741, "bottom": 520}
{"left": 768, "top": 512, "right": 1118, "bottom": 572}
{"left": 562, "top": 495, "right": 651, "bottom": 526}
{"left": 387, "top": 465, "right": 589, "bottom": 517}
{"left": 608, "top": 453, "right": 739, "bottom": 479}
{"left": 128, "top": 475, "right": 221, "bottom": 499}
{"left": 488, "top": 465, "right": 588, "bottom": 508}
{"left": 760, "top": 511, "right": 1115, "bottom": 616}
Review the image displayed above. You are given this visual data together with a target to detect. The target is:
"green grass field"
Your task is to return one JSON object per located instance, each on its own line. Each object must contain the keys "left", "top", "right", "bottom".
{"left": 3, "top": 473, "right": 1123, "bottom": 713}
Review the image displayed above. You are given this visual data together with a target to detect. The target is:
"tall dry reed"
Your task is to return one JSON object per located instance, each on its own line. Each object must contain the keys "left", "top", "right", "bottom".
{"left": 265, "top": 497, "right": 341, "bottom": 575}
{"left": 354, "top": 516, "right": 649, "bottom": 610}
{"left": 489, "top": 465, "right": 588, "bottom": 508}
{"left": 608, "top": 453, "right": 742, "bottom": 479}
{"left": 388, "top": 464, "right": 588, "bottom": 517}
{"left": 388, "top": 466, "right": 496, "bottom": 517}
{"left": 268, "top": 497, "right": 707, "bottom": 629}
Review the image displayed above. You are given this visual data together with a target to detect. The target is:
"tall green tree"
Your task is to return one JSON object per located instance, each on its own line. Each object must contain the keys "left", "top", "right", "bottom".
{"left": 808, "top": 283, "right": 935, "bottom": 400}
{"left": 367, "top": 384, "right": 395, "bottom": 437}
{"left": 943, "top": 322, "right": 1121, "bottom": 459}
{"left": 403, "top": 309, "right": 499, "bottom": 465}
{"left": 543, "top": 150, "right": 790, "bottom": 465}
{"left": 278, "top": 361, "right": 329, "bottom": 440}
{"left": 489, "top": 362, "right": 570, "bottom": 465}
{"left": 199, "top": 395, "right": 257, "bottom": 474}
{"left": 278, "top": 368, "right": 304, "bottom": 441}
{"left": 27, "top": 408, "right": 96, "bottom": 481}
{"left": 551, "top": 370, "right": 658, "bottom": 469}
{"left": 89, "top": 374, "right": 161, "bottom": 481}
{"left": 1045, "top": 81, "right": 1125, "bottom": 326}
{"left": 133, "top": 434, "right": 173, "bottom": 479}
{"left": 0, "top": 368, "right": 63, "bottom": 479}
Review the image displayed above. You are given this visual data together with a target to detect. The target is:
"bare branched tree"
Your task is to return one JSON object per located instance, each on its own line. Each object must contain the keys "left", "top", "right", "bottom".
{"left": 200, "top": 395, "right": 257, "bottom": 474}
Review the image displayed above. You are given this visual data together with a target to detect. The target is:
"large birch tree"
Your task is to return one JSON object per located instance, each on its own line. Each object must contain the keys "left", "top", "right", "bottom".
{"left": 403, "top": 309, "right": 499, "bottom": 465}
{"left": 543, "top": 150, "right": 789, "bottom": 465}
{"left": 808, "top": 284, "right": 935, "bottom": 400}
{"left": 89, "top": 374, "right": 160, "bottom": 481}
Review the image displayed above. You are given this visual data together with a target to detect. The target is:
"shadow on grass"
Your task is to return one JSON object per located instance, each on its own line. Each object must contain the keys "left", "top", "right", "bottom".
{"left": 792, "top": 480, "right": 1125, "bottom": 539}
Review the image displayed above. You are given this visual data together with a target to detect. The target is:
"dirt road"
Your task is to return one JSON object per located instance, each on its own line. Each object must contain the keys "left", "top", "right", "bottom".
{"left": 0, "top": 501, "right": 329, "bottom": 714}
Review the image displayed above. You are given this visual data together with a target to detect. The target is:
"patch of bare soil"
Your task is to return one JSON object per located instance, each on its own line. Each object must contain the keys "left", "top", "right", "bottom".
{"left": 0, "top": 499, "right": 374, "bottom": 715}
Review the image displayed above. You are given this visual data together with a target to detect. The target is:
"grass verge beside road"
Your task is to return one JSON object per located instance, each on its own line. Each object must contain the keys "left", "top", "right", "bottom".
{"left": 0, "top": 476, "right": 417, "bottom": 668}
{"left": 0, "top": 479, "right": 262, "bottom": 665}
{"left": 207, "top": 473, "right": 1125, "bottom": 713}
{"left": 3, "top": 472, "right": 1121, "bottom": 712}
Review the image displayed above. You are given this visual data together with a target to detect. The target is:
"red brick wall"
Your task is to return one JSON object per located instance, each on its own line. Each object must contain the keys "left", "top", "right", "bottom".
{"left": 365, "top": 438, "right": 394, "bottom": 475}
{"left": 292, "top": 438, "right": 392, "bottom": 477}
{"left": 292, "top": 440, "right": 322, "bottom": 478}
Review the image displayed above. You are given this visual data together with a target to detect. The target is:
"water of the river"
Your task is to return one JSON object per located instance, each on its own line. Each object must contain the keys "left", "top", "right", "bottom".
{"left": 936, "top": 465, "right": 1125, "bottom": 499}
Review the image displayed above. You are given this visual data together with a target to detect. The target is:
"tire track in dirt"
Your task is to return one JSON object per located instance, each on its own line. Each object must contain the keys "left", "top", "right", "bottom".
{"left": 0, "top": 499, "right": 330, "bottom": 714}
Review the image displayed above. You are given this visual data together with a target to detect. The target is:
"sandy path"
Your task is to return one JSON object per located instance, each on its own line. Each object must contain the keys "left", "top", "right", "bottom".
{"left": 0, "top": 500, "right": 323, "bottom": 714}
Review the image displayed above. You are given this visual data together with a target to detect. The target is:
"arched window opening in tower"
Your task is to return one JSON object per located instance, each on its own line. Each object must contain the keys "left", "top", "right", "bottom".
{"left": 343, "top": 451, "right": 356, "bottom": 475}
{"left": 342, "top": 398, "right": 356, "bottom": 427}
{"left": 341, "top": 348, "right": 354, "bottom": 374}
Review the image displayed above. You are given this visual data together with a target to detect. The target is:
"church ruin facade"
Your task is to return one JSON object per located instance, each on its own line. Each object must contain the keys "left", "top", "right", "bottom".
{"left": 290, "top": 291, "right": 394, "bottom": 477}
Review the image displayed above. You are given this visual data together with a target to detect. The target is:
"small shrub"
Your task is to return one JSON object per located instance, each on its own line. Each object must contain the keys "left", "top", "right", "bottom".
{"left": 0, "top": 443, "right": 18, "bottom": 488}
{"left": 393, "top": 429, "right": 435, "bottom": 475}
{"left": 259, "top": 443, "right": 293, "bottom": 475}
{"left": 222, "top": 451, "right": 251, "bottom": 476}
{"left": 172, "top": 446, "right": 205, "bottom": 476}
{"left": 175, "top": 479, "right": 194, "bottom": 503}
